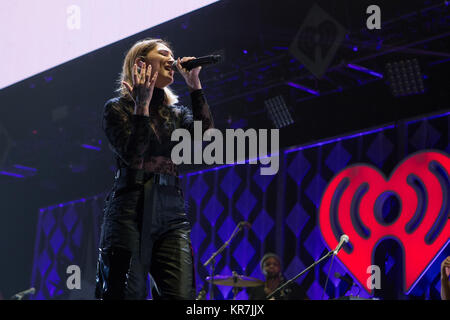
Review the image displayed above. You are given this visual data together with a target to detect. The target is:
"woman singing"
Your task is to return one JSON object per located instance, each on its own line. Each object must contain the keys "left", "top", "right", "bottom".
{"left": 95, "top": 38, "right": 214, "bottom": 300}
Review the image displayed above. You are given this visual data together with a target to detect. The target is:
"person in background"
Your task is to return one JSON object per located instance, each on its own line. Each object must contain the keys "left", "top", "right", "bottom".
{"left": 248, "top": 253, "right": 305, "bottom": 300}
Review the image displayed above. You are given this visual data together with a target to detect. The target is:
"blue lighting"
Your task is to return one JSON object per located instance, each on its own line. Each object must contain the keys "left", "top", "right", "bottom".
{"left": 428, "top": 57, "right": 450, "bottom": 66}
{"left": 243, "top": 50, "right": 248, "bottom": 54}
{"left": 347, "top": 63, "right": 383, "bottom": 78}
{"left": 81, "top": 144, "right": 101, "bottom": 151}
{"left": 0, "top": 171, "right": 25, "bottom": 178}
{"left": 406, "top": 239, "right": 450, "bottom": 295}
{"left": 186, "top": 163, "right": 236, "bottom": 177}
{"left": 353, "top": 46, "right": 358, "bottom": 52}
{"left": 182, "top": 111, "right": 450, "bottom": 177}
{"left": 273, "top": 46, "right": 288, "bottom": 50}
{"left": 406, "top": 111, "right": 450, "bottom": 125}
{"left": 285, "top": 125, "right": 396, "bottom": 154}
{"left": 39, "top": 194, "right": 104, "bottom": 213}
{"left": 13, "top": 164, "right": 37, "bottom": 171}
{"left": 286, "top": 81, "right": 320, "bottom": 95}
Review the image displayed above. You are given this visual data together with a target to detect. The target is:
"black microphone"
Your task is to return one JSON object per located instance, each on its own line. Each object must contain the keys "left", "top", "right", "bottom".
{"left": 238, "top": 221, "right": 252, "bottom": 229}
{"left": 10, "top": 287, "right": 35, "bottom": 300}
{"left": 333, "top": 234, "right": 349, "bottom": 255}
{"left": 172, "top": 55, "right": 221, "bottom": 71}
{"left": 334, "top": 272, "right": 354, "bottom": 286}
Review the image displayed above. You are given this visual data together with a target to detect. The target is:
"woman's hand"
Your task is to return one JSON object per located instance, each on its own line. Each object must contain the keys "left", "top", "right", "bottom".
{"left": 176, "top": 57, "right": 202, "bottom": 92}
{"left": 122, "top": 60, "right": 158, "bottom": 116}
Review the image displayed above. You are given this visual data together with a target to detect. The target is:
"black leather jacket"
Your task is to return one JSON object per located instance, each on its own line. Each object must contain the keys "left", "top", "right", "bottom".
{"left": 98, "top": 87, "right": 214, "bottom": 254}
{"left": 102, "top": 87, "right": 214, "bottom": 177}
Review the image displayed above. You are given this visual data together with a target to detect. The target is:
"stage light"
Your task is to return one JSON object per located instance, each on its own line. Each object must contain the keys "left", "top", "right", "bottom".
{"left": 0, "top": 171, "right": 24, "bottom": 178}
{"left": 81, "top": 144, "right": 101, "bottom": 151}
{"left": 13, "top": 165, "right": 37, "bottom": 172}
{"left": 347, "top": 63, "right": 383, "bottom": 78}
{"left": 264, "top": 95, "right": 294, "bottom": 129}
{"left": 385, "top": 58, "right": 425, "bottom": 97}
{"left": 286, "top": 81, "right": 320, "bottom": 95}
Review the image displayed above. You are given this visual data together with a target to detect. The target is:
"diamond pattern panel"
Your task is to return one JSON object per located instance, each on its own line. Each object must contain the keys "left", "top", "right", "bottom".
{"left": 253, "top": 169, "right": 275, "bottom": 192}
{"left": 218, "top": 216, "right": 237, "bottom": 243}
{"left": 410, "top": 121, "right": 441, "bottom": 150}
{"left": 366, "top": 132, "right": 394, "bottom": 168}
{"left": 325, "top": 142, "right": 352, "bottom": 173}
{"left": 50, "top": 228, "right": 64, "bottom": 254}
{"left": 42, "top": 211, "right": 55, "bottom": 236}
{"left": 63, "top": 207, "right": 78, "bottom": 232}
{"left": 203, "top": 195, "right": 224, "bottom": 226}
{"left": 287, "top": 151, "right": 311, "bottom": 185}
{"left": 304, "top": 227, "right": 326, "bottom": 260}
{"left": 31, "top": 113, "right": 449, "bottom": 300}
{"left": 31, "top": 195, "right": 105, "bottom": 300}
{"left": 201, "top": 243, "right": 223, "bottom": 266}
{"left": 190, "top": 175, "right": 209, "bottom": 205}
{"left": 233, "top": 238, "right": 255, "bottom": 271}
{"left": 285, "top": 203, "right": 309, "bottom": 237}
{"left": 284, "top": 256, "right": 306, "bottom": 285}
{"left": 220, "top": 168, "right": 241, "bottom": 198}
{"left": 235, "top": 188, "right": 257, "bottom": 220}
{"left": 307, "top": 280, "right": 328, "bottom": 300}
{"left": 216, "top": 265, "right": 233, "bottom": 299}
{"left": 305, "top": 174, "right": 327, "bottom": 209}
{"left": 252, "top": 209, "right": 274, "bottom": 242}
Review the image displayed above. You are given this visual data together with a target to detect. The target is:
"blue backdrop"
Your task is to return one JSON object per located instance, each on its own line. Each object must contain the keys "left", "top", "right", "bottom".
{"left": 31, "top": 111, "right": 450, "bottom": 300}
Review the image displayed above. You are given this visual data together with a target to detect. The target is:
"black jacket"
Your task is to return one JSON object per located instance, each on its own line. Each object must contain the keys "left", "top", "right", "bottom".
{"left": 98, "top": 87, "right": 213, "bottom": 253}
{"left": 102, "top": 87, "right": 213, "bottom": 177}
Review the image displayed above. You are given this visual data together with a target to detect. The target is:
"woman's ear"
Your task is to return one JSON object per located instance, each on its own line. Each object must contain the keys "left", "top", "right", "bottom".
{"left": 135, "top": 57, "right": 144, "bottom": 65}
{"left": 134, "top": 57, "right": 146, "bottom": 71}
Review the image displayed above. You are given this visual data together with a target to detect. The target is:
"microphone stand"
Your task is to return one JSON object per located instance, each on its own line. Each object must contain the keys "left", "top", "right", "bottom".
{"left": 267, "top": 249, "right": 336, "bottom": 300}
{"left": 203, "top": 223, "right": 244, "bottom": 300}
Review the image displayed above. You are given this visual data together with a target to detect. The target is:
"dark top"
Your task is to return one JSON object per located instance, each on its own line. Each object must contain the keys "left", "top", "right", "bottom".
{"left": 102, "top": 87, "right": 213, "bottom": 176}
{"left": 247, "top": 280, "right": 306, "bottom": 300}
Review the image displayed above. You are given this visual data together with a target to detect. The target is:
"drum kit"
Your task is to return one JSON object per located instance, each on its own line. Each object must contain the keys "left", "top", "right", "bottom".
{"left": 205, "top": 271, "right": 264, "bottom": 300}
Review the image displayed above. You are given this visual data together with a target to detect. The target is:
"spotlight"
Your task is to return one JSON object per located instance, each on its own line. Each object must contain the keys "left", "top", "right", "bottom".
{"left": 264, "top": 95, "right": 294, "bottom": 128}
{"left": 385, "top": 59, "right": 425, "bottom": 97}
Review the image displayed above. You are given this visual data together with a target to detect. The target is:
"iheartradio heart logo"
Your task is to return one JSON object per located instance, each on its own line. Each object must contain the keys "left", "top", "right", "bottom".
{"left": 319, "top": 150, "right": 450, "bottom": 294}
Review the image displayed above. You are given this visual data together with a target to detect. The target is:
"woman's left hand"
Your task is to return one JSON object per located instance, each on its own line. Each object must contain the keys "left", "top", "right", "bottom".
{"left": 176, "top": 57, "right": 202, "bottom": 92}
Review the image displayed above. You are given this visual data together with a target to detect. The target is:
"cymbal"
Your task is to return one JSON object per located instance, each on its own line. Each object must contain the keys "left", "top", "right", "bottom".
{"left": 206, "top": 274, "right": 264, "bottom": 287}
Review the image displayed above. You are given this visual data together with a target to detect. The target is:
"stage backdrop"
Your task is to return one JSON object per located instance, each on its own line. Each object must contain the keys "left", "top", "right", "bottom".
{"left": 31, "top": 110, "right": 450, "bottom": 300}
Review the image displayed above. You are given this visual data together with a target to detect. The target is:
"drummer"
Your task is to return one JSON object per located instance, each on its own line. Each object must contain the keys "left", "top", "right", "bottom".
{"left": 247, "top": 253, "right": 305, "bottom": 300}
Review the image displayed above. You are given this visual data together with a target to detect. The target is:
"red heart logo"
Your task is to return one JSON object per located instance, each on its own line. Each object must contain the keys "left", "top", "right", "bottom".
{"left": 319, "top": 150, "right": 450, "bottom": 294}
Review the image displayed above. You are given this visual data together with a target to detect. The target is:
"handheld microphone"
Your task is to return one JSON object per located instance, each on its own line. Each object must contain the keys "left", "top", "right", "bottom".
{"left": 11, "top": 287, "right": 35, "bottom": 300}
{"left": 333, "top": 234, "right": 349, "bottom": 255}
{"left": 238, "top": 221, "right": 252, "bottom": 229}
{"left": 334, "top": 272, "right": 354, "bottom": 286}
{"left": 172, "top": 55, "right": 221, "bottom": 71}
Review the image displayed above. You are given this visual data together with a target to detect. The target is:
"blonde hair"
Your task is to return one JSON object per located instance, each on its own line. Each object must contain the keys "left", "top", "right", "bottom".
{"left": 115, "top": 38, "right": 179, "bottom": 106}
